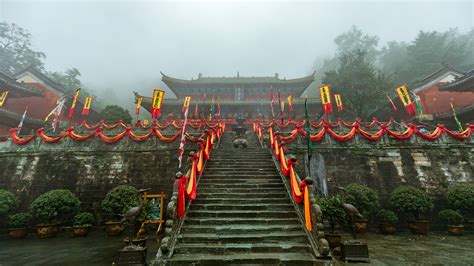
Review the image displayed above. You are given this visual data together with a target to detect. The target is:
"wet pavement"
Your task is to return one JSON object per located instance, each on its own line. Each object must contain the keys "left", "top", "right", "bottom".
{"left": 0, "top": 230, "right": 473, "bottom": 265}
{"left": 0, "top": 229, "right": 159, "bottom": 265}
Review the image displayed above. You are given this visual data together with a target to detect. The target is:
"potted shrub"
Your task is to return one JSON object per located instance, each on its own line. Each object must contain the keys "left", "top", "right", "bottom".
{"left": 0, "top": 189, "right": 19, "bottom": 225}
{"left": 101, "top": 185, "right": 138, "bottom": 236}
{"left": 73, "top": 212, "right": 94, "bottom": 237}
{"left": 377, "top": 209, "right": 398, "bottom": 234}
{"left": 319, "top": 195, "right": 346, "bottom": 249}
{"left": 438, "top": 209, "right": 464, "bottom": 236}
{"left": 8, "top": 212, "right": 32, "bottom": 239}
{"left": 390, "top": 185, "right": 433, "bottom": 235}
{"left": 30, "top": 189, "right": 80, "bottom": 238}
{"left": 447, "top": 184, "right": 474, "bottom": 229}
{"left": 345, "top": 183, "right": 379, "bottom": 234}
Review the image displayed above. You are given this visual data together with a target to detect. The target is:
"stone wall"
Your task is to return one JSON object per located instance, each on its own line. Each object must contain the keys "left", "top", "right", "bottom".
{"left": 288, "top": 139, "right": 473, "bottom": 207}
{"left": 0, "top": 138, "right": 198, "bottom": 223}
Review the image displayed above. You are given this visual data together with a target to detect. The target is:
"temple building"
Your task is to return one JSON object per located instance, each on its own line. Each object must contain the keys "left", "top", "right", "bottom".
{"left": 0, "top": 66, "right": 100, "bottom": 135}
{"left": 374, "top": 64, "right": 474, "bottom": 127}
{"left": 135, "top": 72, "right": 320, "bottom": 119}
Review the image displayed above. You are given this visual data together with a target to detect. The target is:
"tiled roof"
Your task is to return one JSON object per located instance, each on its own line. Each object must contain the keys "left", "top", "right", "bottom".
{"left": 0, "top": 71, "right": 42, "bottom": 97}
{"left": 438, "top": 70, "right": 474, "bottom": 92}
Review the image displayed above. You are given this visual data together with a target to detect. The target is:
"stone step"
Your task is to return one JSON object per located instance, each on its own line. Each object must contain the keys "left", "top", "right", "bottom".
{"left": 186, "top": 217, "right": 301, "bottom": 226}
{"left": 209, "top": 158, "right": 273, "bottom": 162}
{"left": 193, "top": 197, "right": 291, "bottom": 205}
{"left": 166, "top": 252, "right": 316, "bottom": 265}
{"left": 187, "top": 210, "right": 296, "bottom": 218}
{"left": 204, "top": 167, "right": 277, "bottom": 172}
{"left": 197, "top": 187, "right": 286, "bottom": 194}
{"left": 205, "top": 162, "right": 273, "bottom": 167}
{"left": 173, "top": 242, "right": 312, "bottom": 255}
{"left": 202, "top": 174, "right": 280, "bottom": 179}
{"left": 198, "top": 192, "right": 287, "bottom": 199}
{"left": 177, "top": 232, "right": 308, "bottom": 244}
{"left": 198, "top": 178, "right": 282, "bottom": 184}
{"left": 180, "top": 224, "right": 303, "bottom": 234}
{"left": 197, "top": 183, "right": 285, "bottom": 189}
{"left": 190, "top": 203, "right": 293, "bottom": 211}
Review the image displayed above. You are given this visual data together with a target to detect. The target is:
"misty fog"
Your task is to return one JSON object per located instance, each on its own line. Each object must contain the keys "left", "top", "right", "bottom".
{"left": 1, "top": 0, "right": 472, "bottom": 109}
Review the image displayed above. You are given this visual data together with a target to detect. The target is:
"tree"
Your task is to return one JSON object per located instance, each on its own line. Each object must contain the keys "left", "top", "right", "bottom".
{"left": 48, "top": 68, "right": 82, "bottom": 92}
{"left": 322, "top": 49, "right": 392, "bottom": 120}
{"left": 311, "top": 26, "right": 380, "bottom": 91}
{"left": 380, "top": 29, "right": 474, "bottom": 84}
{"left": 100, "top": 105, "right": 132, "bottom": 124}
{"left": 0, "top": 22, "right": 46, "bottom": 74}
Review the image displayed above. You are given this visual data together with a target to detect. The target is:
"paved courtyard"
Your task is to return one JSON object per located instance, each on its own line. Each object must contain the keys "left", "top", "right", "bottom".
{"left": 0, "top": 230, "right": 473, "bottom": 265}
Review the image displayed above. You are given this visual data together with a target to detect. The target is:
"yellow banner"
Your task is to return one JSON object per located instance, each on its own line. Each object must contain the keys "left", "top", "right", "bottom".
{"left": 182, "top": 96, "right": 191, "bottom": 112}
{"left": 319, "top": 85, "right": 331, "bottom": 104}
{"left": 84, "top": 96, "right": 92, "bottom": 110}
{"left": 0, "top": 91, "right": 8, "bottom": 107}
{"left": 334, "top": 94, "right": 342, "bottom": 107}
{"left": 71, "top": 88, "right": 81, "bottom": 109}
{"left": 135, "top": 96, "right": 143, "bottom": 114}
{"left": 152, "top": 89, "right": 164, "bottom": 109}
{"left": 396, "top": 84, "right": 412, "bottom": 106}
{"left": 281, "top": 101, "right": 285, "bottom": 112}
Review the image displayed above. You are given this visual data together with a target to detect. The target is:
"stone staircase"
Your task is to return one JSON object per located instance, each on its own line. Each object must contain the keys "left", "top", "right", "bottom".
{"left": 166, "top": 132, "right": 318, "bottom": 265}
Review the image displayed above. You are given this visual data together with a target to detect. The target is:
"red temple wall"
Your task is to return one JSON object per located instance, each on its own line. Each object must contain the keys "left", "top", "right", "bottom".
{"left": 3, "top": 83, "right": 58, "bottom": 119}
{"left": 418, "top": 84, "right": 474, "bottom": 115}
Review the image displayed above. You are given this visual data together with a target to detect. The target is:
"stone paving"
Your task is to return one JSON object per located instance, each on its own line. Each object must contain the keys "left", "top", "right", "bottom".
{"left": 0, "top": 230, "right": 473, "bottom": 265}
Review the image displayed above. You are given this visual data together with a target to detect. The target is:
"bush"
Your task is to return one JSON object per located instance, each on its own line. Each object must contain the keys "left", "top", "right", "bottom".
{"left": 73, "top": 212, "right": 94, "bottom": 227}
{"left": 8, "top": 213, "right": 32, "bottom": 228}
{"left": 100, "top": 105, "right": 132, "bottom": 124}
{"left": 30, "top": 189, "right": 81, "bottom": 224}
{"left": 377, "top": 209, "right": 399, "bottom": 224}
{"left": 0, "top": 189, "right": 19, "bottom": 218}
{"left": 389, "top": 186, "right": 433, "bottom": 220}
{"left": 438, "top": 209, "right": 464, "bottom": 225}
{"left": 447, "top": 184, "right": 474, "bottom": 218}
{"left": 101, "top": 185, "right": 138, "bottom": 221}
{"left": 318, "top": 195, "right": 347, "bottom": 233}
{"left": 345, "top": 183, "right": 379, "bottom": 218}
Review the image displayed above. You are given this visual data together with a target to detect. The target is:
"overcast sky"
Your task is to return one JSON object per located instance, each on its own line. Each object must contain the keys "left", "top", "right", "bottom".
{"left": 1, "top": 0, "right": 472, "bottom": 102}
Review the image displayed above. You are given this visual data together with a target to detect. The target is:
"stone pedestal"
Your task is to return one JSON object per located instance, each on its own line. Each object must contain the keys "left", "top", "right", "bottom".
{"left": 340, "top": 240, "right": 369, "bottom": 263}
{"left": 117, "top": 245, "right": 147, "bottom": 265}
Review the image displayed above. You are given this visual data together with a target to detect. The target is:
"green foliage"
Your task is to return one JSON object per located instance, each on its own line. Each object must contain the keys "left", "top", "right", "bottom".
{"left": 438, "top": 209, "right": 463, "bottom": 226}
{"left": 334, "top": 25, "right": 380, "bottom": 62}
{"left": 390, "top": 186, "right": 433, "bottom": 220}
{"left": 47, "top": 68, "right": 82, "bottom": 92}
{"left": 318, "top": 195, "right": 347, "bottom": 233}
{"left": 30, "top": 189, "right": 81, "bottom": 224}
{"left": 101, "top": 185, "right": 138, "bottom": 221}
{"left": 8, "top": 212, "right": 32, "bottom": 228}
{"left": 0, "top": 189, "right": 19, "bottom": 218}
{"left": 345, "top": 183, "right": 379, "bottom": 218}
{"left": 0, "top": 22, "right": 46, "bottom": 74}
{"left": 323, "top": 49, "right": 393, "bottom": 120}
{"left": 376, "top": 209, "right": 399, "bottom": 224}
{"left": 100, "top": 105, "right": 132, "bottom": 124}
{"left": 73, "top": 212, "right": 94, "bottom": 226}
{"left": 447, "top": 184, "right": 474, "bottom": 217}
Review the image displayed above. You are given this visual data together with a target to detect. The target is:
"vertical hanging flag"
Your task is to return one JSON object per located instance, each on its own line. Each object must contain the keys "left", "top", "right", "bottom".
{"left": 386, "top": 94, "right": 397, "bottom": 111}
{"left": 17, "top": 106, "right": 28, "bottom": 134}
{"left": 45, "top": 97, "right": 66, "bottom": 132}
{"left": 281, "top": 101, "right": 285, "bottom": 113}
{"left": 450, "top": 102, "right": 463, "bottom": 132}
{"left": 278, "top": 91, "right": 284, "bottom": 123}
{"left": 182, "top": 96, "right": 191, "bottom": 112}
{"left": 304, "top": 99, "right": 313, "bottom": 152}
{"left": 217, "top": 96, "right": 221, "bottom": 117}
{"left": 68, "top": 88, "right": 81, "bottom": 119}
{"left": 178, "top": 104, "right": 190, "bottom": 168}
{"left": 334, "top": 94, "right": 343, "bottom": 112}
{"left": 395, "top": 84, "right": 415, "bottom": 115}
{"left": 319, "top": 85, "right": 333, "bottom": 114}
{"left": 270, "top": 87, "right": 275, "bottom": 118}
{"left": 82, "top": 96, "right": 92, "bottom": 116}
{"left": 414, "top": 94, "right": 423, "bottom": 117}
{"left": 151, "top": 89, "right": 165, "bottom": 118}
{"left": 0, "top": 91, "right": 8, "bottom": 107}
{"left": 135, "top": 96, "right": 143, "bottom": 115}
{"left": 209, "top": 96, "right": 215, "bottom": 121}
{"left": 194, "top": 101, "right": 199, "bottom": 118}
{"left": 287, "top": 95, "right": 293, "bottom": 112}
